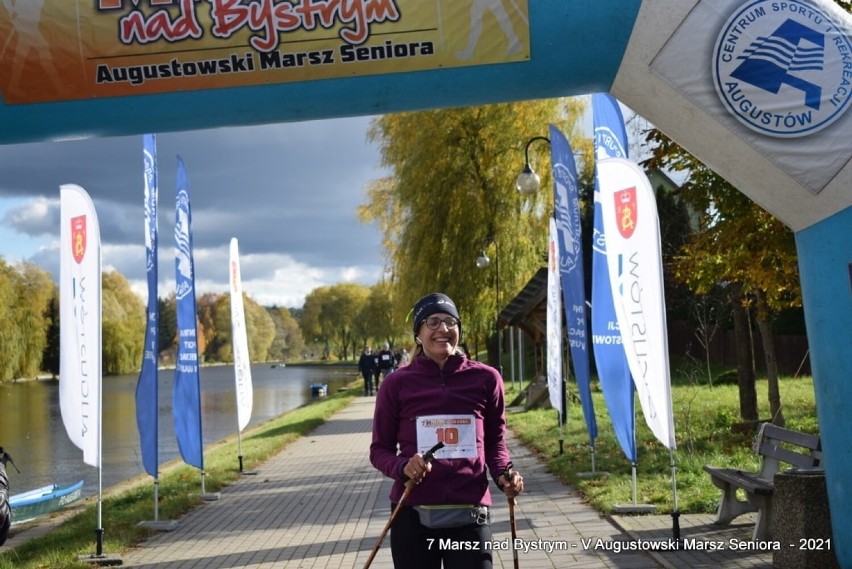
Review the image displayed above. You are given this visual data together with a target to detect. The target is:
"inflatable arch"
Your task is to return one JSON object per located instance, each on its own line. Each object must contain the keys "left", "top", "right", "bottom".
{"left": 1, "top": 0, "right": 850, "bottom": 561}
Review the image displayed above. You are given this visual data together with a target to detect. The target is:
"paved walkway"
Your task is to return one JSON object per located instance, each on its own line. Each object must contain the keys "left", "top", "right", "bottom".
{"left": 112, "top": 396, "right": 773, "bottom": 568}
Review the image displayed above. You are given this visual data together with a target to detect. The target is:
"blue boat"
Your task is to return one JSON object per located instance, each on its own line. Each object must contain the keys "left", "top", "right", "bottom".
{"left": 9, "top": 480, "right": 84, "bottom": 524}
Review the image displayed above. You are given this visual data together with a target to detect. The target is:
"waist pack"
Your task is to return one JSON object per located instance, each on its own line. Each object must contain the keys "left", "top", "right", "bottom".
{"left": 413, "top": 505, "right": 490, "bottom": 529}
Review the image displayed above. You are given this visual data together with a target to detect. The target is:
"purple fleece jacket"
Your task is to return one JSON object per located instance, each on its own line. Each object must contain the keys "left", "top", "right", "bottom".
{"left": 369, "top": 353, "right": 512, "bottom": 507}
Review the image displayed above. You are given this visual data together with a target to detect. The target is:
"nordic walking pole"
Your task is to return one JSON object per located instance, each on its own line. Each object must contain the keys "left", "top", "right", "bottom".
{"left": 363, "top": 442, "right": 444, "bottom": 569}
{"left": 504, "top": 466, "right": 520, "bottom": 569}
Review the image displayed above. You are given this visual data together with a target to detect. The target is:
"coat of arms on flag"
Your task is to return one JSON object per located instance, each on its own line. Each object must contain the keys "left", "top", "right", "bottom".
{"left": 614, "top": 187, "right": 637, "bottom": 239}
{"left": 71, "top": 215, "right": 87, "bottom": 264}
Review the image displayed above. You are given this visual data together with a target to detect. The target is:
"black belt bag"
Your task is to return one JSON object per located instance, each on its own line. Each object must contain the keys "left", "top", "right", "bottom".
{"left": 413, "top": 505, "right": 490, "bottom": 528}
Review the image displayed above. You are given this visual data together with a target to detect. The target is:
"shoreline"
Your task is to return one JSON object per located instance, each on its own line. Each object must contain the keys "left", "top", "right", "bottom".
{"left": 4, "top": 361, "right": 356, "bottom": 386}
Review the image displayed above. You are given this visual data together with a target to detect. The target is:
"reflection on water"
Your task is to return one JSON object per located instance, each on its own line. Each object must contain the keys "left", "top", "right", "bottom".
{"left": 0, "top": 364, "right": 355, "bottom": 499}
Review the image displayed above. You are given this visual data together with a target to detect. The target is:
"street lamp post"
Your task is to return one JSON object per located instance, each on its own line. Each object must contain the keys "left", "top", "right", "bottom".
{"left": 515, "top": 136, "right": 567, "bottom": 430}
{"left": 476, "top": 240, "right": 502, "bottom": 377}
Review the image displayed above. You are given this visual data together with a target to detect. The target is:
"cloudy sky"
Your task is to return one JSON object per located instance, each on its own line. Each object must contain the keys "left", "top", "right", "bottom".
{"left": 0, "top": 116, "right": 389, "bottom": 308}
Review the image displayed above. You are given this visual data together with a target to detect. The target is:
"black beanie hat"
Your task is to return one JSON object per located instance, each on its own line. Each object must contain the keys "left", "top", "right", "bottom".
{"left": 412, "top": 293, "right": 461, "bottom": 336}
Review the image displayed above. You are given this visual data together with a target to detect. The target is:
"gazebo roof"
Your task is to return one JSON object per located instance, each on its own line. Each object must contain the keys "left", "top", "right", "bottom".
{"left": 498, "top": 267, "right": 548, "bottom": 342}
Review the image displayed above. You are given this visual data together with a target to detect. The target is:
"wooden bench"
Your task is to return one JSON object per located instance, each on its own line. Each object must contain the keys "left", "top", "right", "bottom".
{"left": 703, "top": 423, "right": 822, "bottom": 541}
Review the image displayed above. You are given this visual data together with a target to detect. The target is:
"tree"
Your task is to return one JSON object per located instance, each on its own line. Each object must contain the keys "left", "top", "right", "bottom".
{"left": 0, "top": 260, "right": 20, "bottom": 381}
{"left": 729, "top": 283, "right": 758, "bottom": 422}
{"left": 41, "top": 286, "right": 60, "bottom": 378}
{"left": 325, "top": 283, "right": 370, "bottom": 360}
{"left": 357, "top": 279, "right": 403, "bottom": 348}
{"left": 266, "top": 306, "right": 305, "bottom": 362}
{"left": 196, "top": 292, "right": 223, "bottom": 363}
{"left": 244, "top": 296, "right": 276, "bottom": 362}
{"left": 10, "top": 262, "right": 54, "bottom": 379}
{"left": 643, "top": 129, "right": 801, "bottom": 425}
{"left": 360, "top": 99, "right": 591, "bottom": 351}
{"left": 301, "top": 284, "right": 370, "bottom": 360}
{"left": 102, "top": 271, "right": 146, "bottom": 375}
{"left": 212, "top": 292, "right": 277, "bottom": 363}
{"left": 301, "top": 286, "right": 332, "bottom": 359}
{"left": 156, "top": 294, "right": 178, "bottom": 363}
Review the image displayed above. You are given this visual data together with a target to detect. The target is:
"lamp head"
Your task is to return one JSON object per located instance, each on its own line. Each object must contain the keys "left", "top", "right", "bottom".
{"left": 476, "top": 251, "right": 491, "bottom": 268}
{"left": 515, "top": 163, "right": 541, "bottom": 195}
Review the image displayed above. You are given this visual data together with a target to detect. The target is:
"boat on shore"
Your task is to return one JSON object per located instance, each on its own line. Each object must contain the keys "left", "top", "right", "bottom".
{"left": 9, "top": 481, "right": 84, "bottom": 524}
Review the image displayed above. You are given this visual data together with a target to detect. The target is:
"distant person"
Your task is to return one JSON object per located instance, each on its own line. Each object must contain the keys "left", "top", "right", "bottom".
{"left": 377, "top": 342, "right": 395, "bottom": 387}
{"left": 372, "top": 349, "right": 381, "bottom": 393}
{"left": 358, "top": 346, "right": 378, "bottom": 396}
{"left": 370, "top": 292, "right": 523, "bottom": 568}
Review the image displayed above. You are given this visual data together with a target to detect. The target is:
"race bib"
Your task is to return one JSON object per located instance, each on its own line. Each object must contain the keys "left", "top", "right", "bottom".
{"left": 416, "top": 414, "right": 477, "bottom": 459}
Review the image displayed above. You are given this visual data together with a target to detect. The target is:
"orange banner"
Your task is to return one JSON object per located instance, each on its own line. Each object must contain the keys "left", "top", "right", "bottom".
{"left": 0, "top": 0, "right": 530, "bottom": 104}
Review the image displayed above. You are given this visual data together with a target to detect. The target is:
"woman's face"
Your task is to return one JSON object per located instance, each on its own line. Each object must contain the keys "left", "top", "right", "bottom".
{"left": 416, "top": 312, "right": 460, "bottom": 363}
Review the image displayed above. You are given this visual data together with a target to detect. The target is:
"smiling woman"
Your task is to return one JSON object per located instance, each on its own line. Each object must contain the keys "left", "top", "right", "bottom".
{"left": 369, "top": 292, "right": 524, "bottom": 569}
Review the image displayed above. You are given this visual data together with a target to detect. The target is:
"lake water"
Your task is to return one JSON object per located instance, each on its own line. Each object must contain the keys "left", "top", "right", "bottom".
{"left": 0, "top": 364, "right": 357, "bottom": 500}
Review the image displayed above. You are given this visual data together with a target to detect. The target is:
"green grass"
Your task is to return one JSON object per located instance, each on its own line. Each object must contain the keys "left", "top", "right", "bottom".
{"left": 0, "top": 382, "right": 360, "bottom": 569}
{"left": 505, "top": 368, "right": 818, "bottom": 515}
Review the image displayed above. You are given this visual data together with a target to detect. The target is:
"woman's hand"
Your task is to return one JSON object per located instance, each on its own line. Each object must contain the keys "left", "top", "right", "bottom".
{"left": 497, "top": 470, "right": 524, "bottom": 498}
{"left": 404, "top": 454, "right": 432, "bottom": 484}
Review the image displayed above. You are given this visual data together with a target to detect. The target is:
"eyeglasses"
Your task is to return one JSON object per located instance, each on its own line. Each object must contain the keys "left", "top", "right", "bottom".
{"left": 424, "top": 316, "right": 459, "bottom": 330}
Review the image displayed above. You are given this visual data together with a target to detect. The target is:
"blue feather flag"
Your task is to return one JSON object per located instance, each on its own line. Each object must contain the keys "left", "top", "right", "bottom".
{"left": 173, "top": 156, "right": 204, "bottom": 470}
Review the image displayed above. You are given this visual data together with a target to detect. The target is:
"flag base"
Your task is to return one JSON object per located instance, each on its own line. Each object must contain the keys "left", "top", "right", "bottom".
{"left": 138, "top": 520, "right": 179, "bottom": 531}
{"left": 201, "top": 492, "right": 221, "bottom": 502}
{"left": 77, "top": 553, "right": 123, "bottom": 566}
{"left": 576, "top": 470, "right": 610, "bottom": 479}
{"left": 240, "top": 469, "right": 259, "bottom": 476}
{"left": 611, "top": 503, "right": 657, "bottom": 514}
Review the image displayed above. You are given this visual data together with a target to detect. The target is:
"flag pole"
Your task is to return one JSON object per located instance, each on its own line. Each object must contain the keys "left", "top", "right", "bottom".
{"left": 96, "top": 373, "right": 103, "bottom": 556}
{"left": 612, "top": 413, "right": 655, "bottom": 514}
{"left": 669, "top": 449, "right": 681, "bottom": 541}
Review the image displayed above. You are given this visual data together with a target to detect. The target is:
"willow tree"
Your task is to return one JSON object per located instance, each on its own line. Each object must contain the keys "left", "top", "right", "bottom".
{"left": 357, "top": 279, "right": 402, "bottom": 349}
{"left": 11, "top": 262, "right": 55, "bottom": 379}
{"left": 102, "top": 270, "right": 146, "bottom": 375}
{"left": 360, "top": 99, "right": 590, "bottom": 352}
{"left": 0, "top": 260, "right": 20, "bottom": 381}
{"left": 301, "top": 283, "right": 371, "bottom": 360}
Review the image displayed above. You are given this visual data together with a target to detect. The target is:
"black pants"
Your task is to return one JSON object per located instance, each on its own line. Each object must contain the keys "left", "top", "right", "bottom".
{"left": 362, "top": 372, "right": 374, "bottom": 395}
{"left": 389, "top": 505, "right": 493, "bottom": 569}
